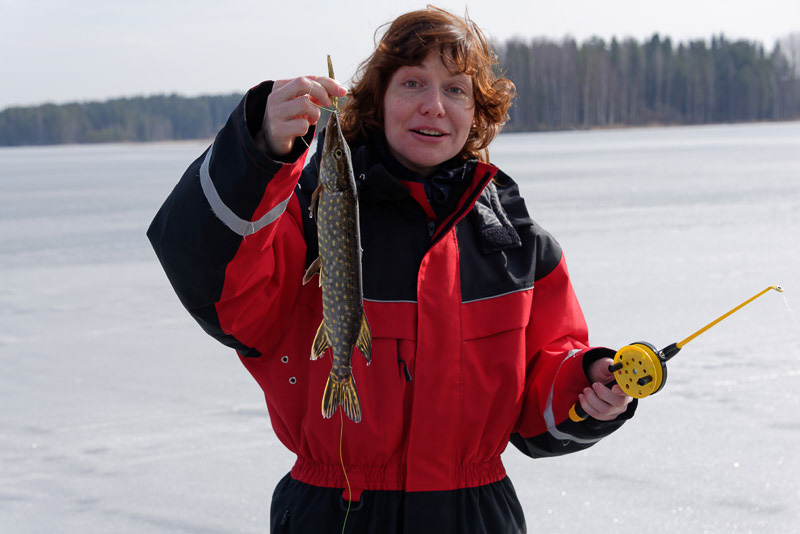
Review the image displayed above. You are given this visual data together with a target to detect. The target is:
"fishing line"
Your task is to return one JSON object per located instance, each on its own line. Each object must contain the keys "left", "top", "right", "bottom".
{"left": 316, "top": 103, "right": 341, "bottom": 114}
{"left": 779, "top": 291, "right": 800, "bottom": 335}
{"left": 779, "top": 290, "right": 800, "bottom": 403}
{"left": 339, "top": 409, "right": 352, "bottom": 534}
{"left": 301, "top": 103, "right": 341, "bottom": 153}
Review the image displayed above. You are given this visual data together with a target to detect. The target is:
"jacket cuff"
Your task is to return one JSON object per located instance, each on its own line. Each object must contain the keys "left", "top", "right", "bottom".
{"left": 581, "top": 346, "right": 616, "bottom": 380}
{"left": 510, "top": 393, "right": 637, "bottom": 459}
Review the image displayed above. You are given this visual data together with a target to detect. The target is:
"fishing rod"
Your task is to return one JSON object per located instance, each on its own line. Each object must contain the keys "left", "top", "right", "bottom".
{"left": 569, "top": 285, "right": 784, "bottom": 422}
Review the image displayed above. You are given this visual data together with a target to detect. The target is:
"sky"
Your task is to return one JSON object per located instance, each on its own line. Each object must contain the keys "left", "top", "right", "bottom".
{"left": 1, "top": 0, "right": 799, "bottom": 110}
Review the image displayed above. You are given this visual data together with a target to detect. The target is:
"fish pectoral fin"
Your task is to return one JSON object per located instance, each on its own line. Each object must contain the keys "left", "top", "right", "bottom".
{"left": 322, "top": 371, "right": 361, "bottom": 423}
{"left": 302, "top": 257, "right": 321, "bottom": 285}
{"left": 310, "top": 321, "right": 330, "bottom": 360}
{"left": 309, "top": 183, "right": 323, "bottom": 219}
{"left": 355, "top": 311, "right": 372, "bottom": 365}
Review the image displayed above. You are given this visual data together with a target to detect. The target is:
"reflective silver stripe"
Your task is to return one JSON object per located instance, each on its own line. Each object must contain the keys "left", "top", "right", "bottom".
{"left": 199, "top": 145, "right": 291, "bottom": 236}
{"left": 544, "top": 349, "right": 603, "bottom": 445}
{"left": 363, "top": 298, "right": 418, "bottom": 304}
{"left": 462, "top": 285, "right": 535, "bottom": 304}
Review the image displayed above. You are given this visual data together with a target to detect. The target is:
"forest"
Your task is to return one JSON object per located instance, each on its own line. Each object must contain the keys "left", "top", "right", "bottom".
{"left": 0, "top": 93, "right": 242, "bottom": 146}
{"left": 1, "top": 33, "right": 798, "bottom": 146}
{"left": 499, "top": 33, "right": 800, "bottom": 131}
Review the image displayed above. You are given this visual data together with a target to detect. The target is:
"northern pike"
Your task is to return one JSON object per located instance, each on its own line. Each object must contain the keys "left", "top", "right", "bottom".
{"left": 302, "top": 56, "right": 372, "bottom": 423}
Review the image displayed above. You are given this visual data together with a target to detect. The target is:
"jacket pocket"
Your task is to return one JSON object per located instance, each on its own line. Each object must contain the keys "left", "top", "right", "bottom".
{"left": 458, "top": 290, "right": 532, "bottom": 458}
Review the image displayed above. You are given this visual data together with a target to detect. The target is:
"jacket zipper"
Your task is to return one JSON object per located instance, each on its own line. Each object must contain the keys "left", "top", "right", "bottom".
{"left": 430, "top": 169, "right": 494, "bottom": 245}
{"left": 277, "top": 508, "right": 290, "bottom": 533}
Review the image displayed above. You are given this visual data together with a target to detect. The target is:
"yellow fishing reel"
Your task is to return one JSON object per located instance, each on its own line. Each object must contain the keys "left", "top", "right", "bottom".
{"left": 610, "top": 342, "right": 670, "bottom": 399}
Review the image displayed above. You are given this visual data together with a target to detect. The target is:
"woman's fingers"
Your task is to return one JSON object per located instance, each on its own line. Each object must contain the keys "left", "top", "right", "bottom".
{"left": 261, "top": 76, "right": 347, "bottom": 157}
{"left": 311, "top": 76, "right": 348, "bottom": 103}
{"left": 269, "top": 94, "right": 321, "bottom": 129}
{"left": 587, "top": 357, "right": 615, "bottom": 384}
{"left": 579, "top": 383, "right": 632, "bottom": 421}
{"left": 273, "top": 76, "right": 345, "bottom": 109}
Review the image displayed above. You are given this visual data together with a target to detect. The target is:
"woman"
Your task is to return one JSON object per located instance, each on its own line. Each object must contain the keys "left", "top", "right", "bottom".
{"left": 148, "top": 7, "right": 635, "bottom": 533}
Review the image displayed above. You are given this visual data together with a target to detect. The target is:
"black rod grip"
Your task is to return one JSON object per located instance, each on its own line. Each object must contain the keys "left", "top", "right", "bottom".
{"left": 659, "top": 342, "right": 681, "bottom": 362}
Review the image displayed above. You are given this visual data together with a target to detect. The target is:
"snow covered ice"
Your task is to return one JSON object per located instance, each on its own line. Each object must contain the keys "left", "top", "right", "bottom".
{"left": 1, "top": 122, "right": 799, "bottom": 533}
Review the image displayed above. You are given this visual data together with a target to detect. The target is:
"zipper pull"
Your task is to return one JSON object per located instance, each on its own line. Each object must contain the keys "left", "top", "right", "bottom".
{"left": 398, "top": 357, "right": 413, "bottom": 382}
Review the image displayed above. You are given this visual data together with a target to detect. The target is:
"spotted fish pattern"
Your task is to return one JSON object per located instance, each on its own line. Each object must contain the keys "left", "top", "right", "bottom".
{"left": 303, "top": 109, "right": 372, "bottom": 424}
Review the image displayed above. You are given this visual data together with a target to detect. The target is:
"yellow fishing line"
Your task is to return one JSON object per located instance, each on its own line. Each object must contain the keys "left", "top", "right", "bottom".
{"left": 340, "top": 409, "right": 352, "bottom": 534}
{"left": 316, "top": 104, "right": 340, "bottom": 114}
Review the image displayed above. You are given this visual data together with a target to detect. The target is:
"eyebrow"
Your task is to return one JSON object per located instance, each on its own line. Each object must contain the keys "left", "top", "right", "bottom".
{"left": 400, "top": 63, "right": 471, "bottom": 82}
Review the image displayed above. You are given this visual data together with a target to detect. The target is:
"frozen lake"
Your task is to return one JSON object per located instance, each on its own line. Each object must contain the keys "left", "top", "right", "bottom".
{"left": 1, "top": 121, "right": 799, "bottom": 533}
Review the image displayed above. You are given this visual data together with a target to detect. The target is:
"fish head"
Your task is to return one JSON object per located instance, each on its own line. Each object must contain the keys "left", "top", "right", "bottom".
{"left": 320, "top": 112, "right": 354, "bottom": 191}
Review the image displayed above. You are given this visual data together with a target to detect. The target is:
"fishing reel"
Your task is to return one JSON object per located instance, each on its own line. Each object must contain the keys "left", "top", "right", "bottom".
{"left": 569, "top": 285, "right": 783, "bottom": 422}
{"left": 608, "top": 341, "right": 679, "bottom": 399}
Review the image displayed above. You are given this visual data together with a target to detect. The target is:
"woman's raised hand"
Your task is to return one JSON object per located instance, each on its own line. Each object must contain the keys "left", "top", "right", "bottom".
{"left": 255, "top": 76, "right": 347, "bottom": 158}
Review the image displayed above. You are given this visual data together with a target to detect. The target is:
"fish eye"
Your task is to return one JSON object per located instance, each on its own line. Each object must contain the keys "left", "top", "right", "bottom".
{"left": 334, "top": 148, "right": 344, "bottom": 159}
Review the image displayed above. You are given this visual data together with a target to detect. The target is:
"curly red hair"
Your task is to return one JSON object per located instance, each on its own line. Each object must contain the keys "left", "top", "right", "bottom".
{"left": 340, "top": 6, "right": 515, "bottom": 163}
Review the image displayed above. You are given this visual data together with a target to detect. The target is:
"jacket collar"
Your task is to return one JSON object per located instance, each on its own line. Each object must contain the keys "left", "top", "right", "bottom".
{"left": 351, "top": 136, "right": 497, "bottom": 219}
{"left": 313, "top": 128, "right": 511, "bottom": 247}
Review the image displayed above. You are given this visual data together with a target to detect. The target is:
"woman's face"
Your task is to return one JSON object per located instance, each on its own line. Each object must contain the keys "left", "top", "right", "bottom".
{"left": 382, "top": 52, "right": 475, "bottom": 177}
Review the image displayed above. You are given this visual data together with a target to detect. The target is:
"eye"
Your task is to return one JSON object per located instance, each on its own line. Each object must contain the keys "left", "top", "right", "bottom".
{"left": 334, "top": 148, "right": 344, "bottom": 159}
{"left": 404, "top": 80, "right": 420, "bottom": 89}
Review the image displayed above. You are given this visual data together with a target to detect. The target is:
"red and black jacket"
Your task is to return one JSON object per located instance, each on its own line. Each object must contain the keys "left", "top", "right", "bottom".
{"left": 148, "top": 82, "right": 635, "bottom": 533}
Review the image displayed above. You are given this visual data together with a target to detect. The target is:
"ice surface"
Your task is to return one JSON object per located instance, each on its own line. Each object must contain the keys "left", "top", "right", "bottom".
{"left": 1, "top": 122, "right": 799, "bottom": 533}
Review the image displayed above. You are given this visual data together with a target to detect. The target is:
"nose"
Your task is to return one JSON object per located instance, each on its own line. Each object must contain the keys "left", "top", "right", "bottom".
{"left": 419, "top": 88, "right": 445, "bottom": 117}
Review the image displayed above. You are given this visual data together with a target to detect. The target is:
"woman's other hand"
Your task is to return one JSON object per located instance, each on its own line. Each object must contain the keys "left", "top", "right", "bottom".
{"left": 580, "top": 357, "right": 632, "bottom": 421}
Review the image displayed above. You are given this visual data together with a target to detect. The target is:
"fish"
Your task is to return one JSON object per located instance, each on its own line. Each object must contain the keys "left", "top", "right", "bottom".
{"left": 302, "top": 56, "right": 372, "bottom": 423}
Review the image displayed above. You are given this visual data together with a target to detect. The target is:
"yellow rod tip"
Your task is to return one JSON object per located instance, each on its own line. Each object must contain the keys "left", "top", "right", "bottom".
{"left": 773, "top": 285, "right": 784, "bottom": 292}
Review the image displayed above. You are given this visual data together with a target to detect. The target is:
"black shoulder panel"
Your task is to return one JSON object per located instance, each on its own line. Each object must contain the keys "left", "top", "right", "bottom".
{"left": 458, "top": 170, "right": 562, "bottom": 302}
{"left": 358, "top": 165, "right": 431, "bottom": 302}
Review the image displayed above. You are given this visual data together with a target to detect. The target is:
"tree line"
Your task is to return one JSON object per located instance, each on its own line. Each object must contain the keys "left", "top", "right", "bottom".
{"left": 0, "top": 93, "right": 242, "bottom": 146}
{"left": 499, "top": 33, "right": 800, "bottom": 131}
{"left": 1, "top": 33, "right": 799, "bottom": 146}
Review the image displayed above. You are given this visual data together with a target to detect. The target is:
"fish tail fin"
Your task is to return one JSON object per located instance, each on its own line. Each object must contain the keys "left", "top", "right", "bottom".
{"left": 322, "top": 371, "right": 361, "bottom": 423}
{"left": 310, "top": 321, "right": 330, "bottom": 360}
{"left": 355, "top": 311, "right": 372, "bottom": 365}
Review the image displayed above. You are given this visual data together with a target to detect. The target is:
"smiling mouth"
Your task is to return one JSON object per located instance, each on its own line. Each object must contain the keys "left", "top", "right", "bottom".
{"left": 412, "top": 129, "right": 445, "bottom": 137}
